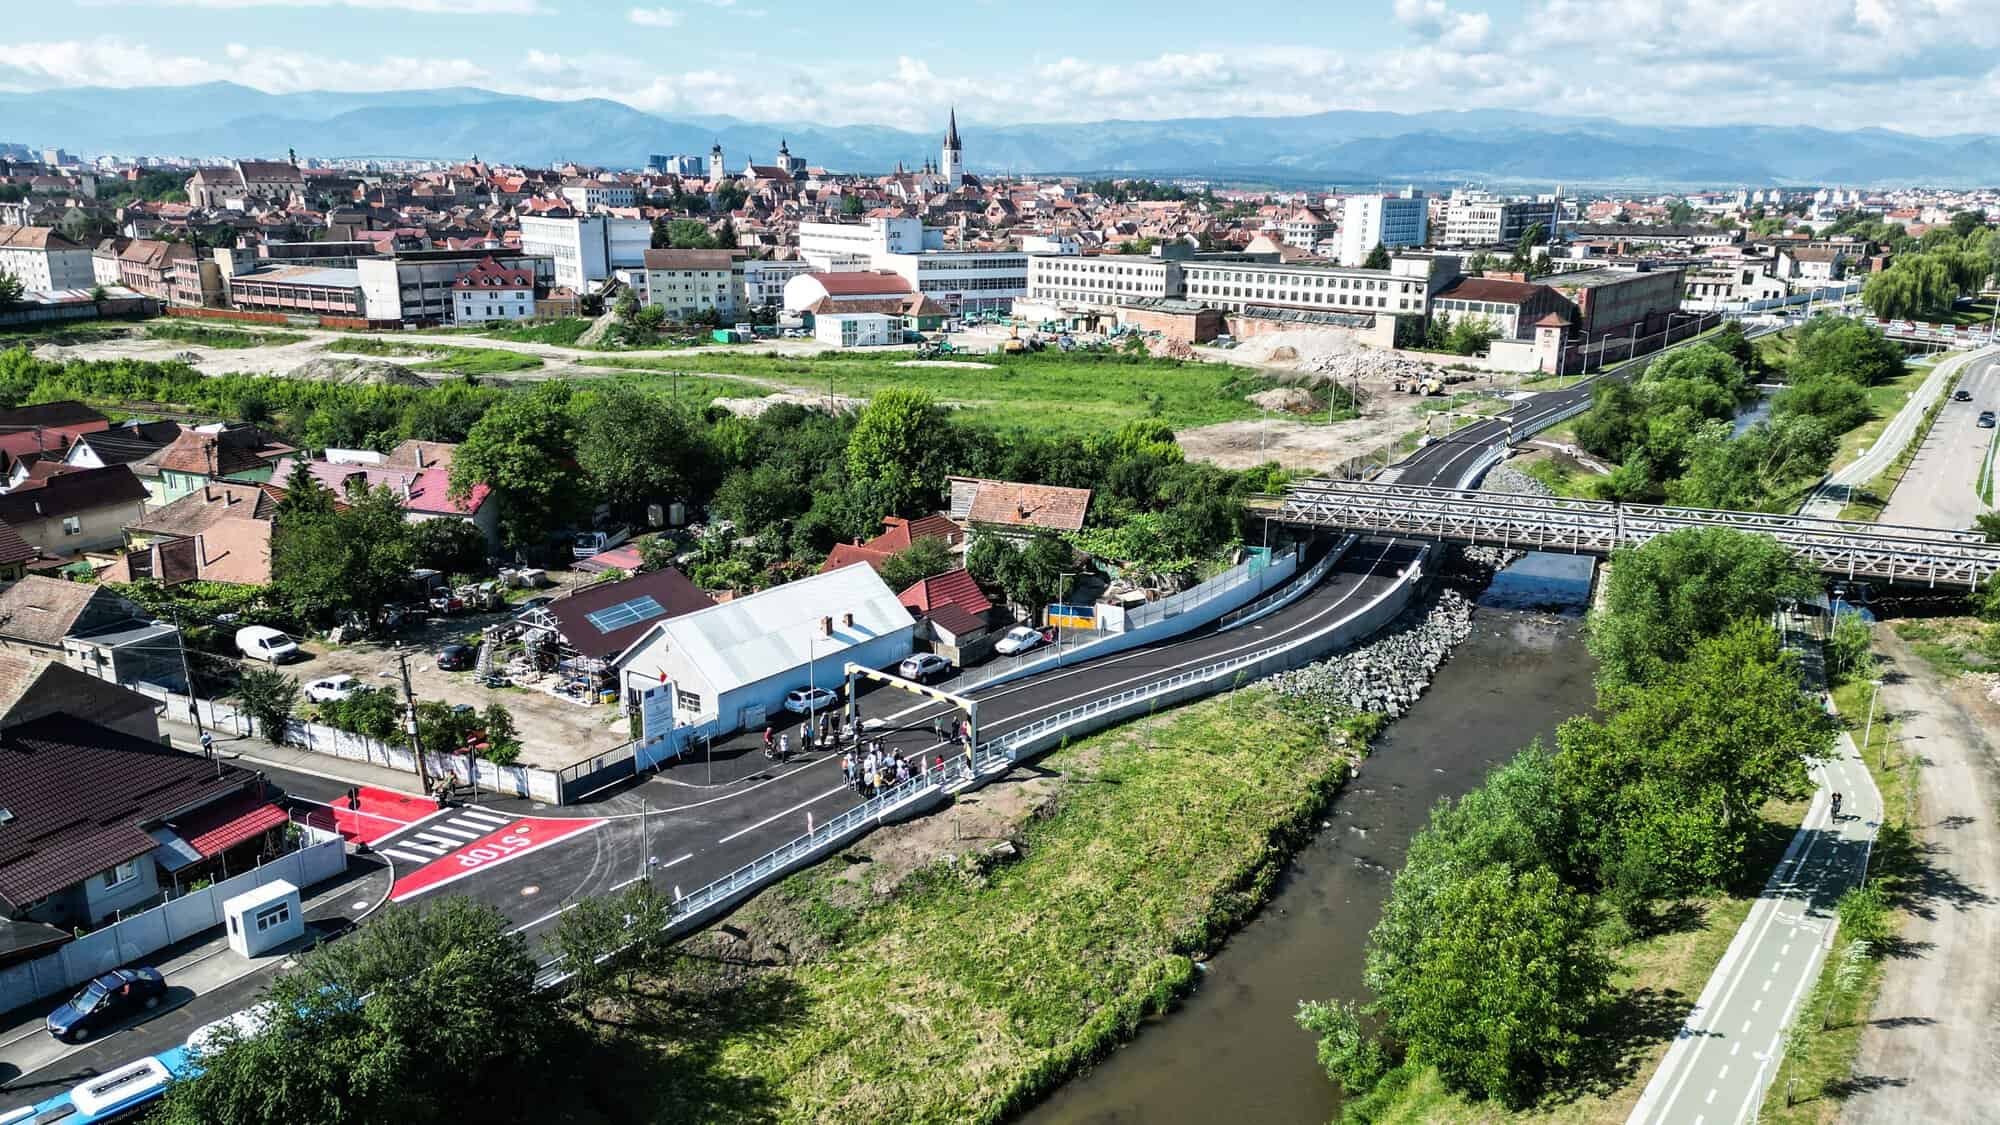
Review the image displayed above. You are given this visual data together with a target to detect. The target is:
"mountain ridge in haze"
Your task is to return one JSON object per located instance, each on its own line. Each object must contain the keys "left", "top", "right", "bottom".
{"left": 2, "top": 82, "right": 1990, "bottom": 187}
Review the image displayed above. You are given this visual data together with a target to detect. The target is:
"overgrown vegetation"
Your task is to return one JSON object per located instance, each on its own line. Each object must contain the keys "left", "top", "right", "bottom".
{"left": 323, "top": 336, "right": 543, "bottom": 373}
{"left": 1302, "top": 529, "right": 1838, "bottom": 1119}
{"left": 145, "top": 321, "right": 308, "bottom": 348}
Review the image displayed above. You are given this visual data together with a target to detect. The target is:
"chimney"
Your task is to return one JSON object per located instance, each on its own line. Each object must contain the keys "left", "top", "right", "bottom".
{"left": 414, "top": 445, "right": 426, "bottom": 468}
{"left": 842, "top": 612, "right": 854, "bottom": 629}
{"left": 819, "top": 615, "right": 833, "bottom": 638}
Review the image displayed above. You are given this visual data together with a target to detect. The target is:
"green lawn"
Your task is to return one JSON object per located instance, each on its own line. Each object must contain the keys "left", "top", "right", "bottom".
{"left": 590, "top": 350, "right": 1285, "bottom": 436}
{"left": 0, "top": 320, "right": 135, "bottom": 344}
{"left": 1940, "top": 298, "right": 1997, "bottom": 328}
{"left": 563, "top": 689, "right": 1375, "bottom": 1124}
{"left": 1831, "top": 359, "right": 1938, "bottom": 471}
{"left": 321, "top": 337, "right": 543, "bottom": 373}
{"left": 1516, "top": 450, "right": 1600, "bottom": 499}
{"left": 145, "top": 320, "right": 307, "bottom": 349}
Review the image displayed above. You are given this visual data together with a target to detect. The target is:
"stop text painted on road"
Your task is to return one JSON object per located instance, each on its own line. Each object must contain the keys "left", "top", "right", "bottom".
{"left": 389, "top": 814, "right": 603, "bottom": 903}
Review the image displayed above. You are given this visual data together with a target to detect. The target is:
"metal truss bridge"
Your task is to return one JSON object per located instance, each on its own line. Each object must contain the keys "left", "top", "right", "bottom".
{"left": 1263, "top": 478, "right": 2000, "bottom": 590}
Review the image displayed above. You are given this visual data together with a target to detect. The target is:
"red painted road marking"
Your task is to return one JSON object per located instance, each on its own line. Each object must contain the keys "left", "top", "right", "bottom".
{"left": 296, "top": 786, "right": 439, "bottom": 845}
{"left": 389, "top": 815, "right": 604, "bottom": 903}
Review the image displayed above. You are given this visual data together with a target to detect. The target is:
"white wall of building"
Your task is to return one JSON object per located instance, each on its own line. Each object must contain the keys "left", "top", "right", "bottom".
{"left": 1340, "top": 190, "right": 1428, "bottom": 266}
{"left": 0, "top": 242, "right": 95, "bottom": 292}
{"left": 520, "top": 216, "right": 649, "bottom": 292}
{"left": 815, "top": 313, "right": 898, "bottom": 348}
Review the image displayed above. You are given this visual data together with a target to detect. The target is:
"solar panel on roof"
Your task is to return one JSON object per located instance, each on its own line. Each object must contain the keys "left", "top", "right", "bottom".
{"left": 584, "top": 595, "right": 665, "bottom": 633}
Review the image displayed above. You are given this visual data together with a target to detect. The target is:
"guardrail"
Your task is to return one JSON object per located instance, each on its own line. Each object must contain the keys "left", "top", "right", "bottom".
{"left": 1124, "top": 547, "right": 1283, "bottom": 632}
{"left": 1219, "top": 535, "right": 1354, "bottom": 631}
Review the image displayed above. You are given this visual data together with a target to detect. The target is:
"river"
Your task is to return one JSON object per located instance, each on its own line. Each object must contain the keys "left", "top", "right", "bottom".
{"left": 1023, "top": 555, "right": 1600, "bottom": 1125}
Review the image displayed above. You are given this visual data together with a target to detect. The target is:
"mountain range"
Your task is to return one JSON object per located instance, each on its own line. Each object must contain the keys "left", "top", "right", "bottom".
{"left": 4, "top": 83, "right": 1997, "bottom": 188}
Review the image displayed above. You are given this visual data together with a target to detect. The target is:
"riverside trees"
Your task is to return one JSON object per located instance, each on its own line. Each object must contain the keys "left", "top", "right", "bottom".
{"left": 1301, "top": 529, "right": 1836, "bottom": 1113}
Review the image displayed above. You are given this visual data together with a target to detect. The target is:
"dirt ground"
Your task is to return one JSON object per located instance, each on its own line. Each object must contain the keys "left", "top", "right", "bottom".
{"left": 1842, "top": 627, "right": 2000, "bottom": 1124}
{"left": 288, "top": 604, "right": 630, "bottom": 772}
{"left": 1177, "top": 380, "right": 1448, "bottom": 471}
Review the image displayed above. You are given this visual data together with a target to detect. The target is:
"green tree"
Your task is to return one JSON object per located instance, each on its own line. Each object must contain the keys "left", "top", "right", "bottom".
{"left": 1368, "top": 863, "right": 1610, "bottom": 1106}
{"left": 875, "top": 535, "right": 954, "bottom": 592}
{"left": 1361, "top": 243, "right": 1392, "bottom": 270}
{"left": 271, "top": 483, "right": 416, "bottom": 625}
{"left": 234, "top": 666, "right": 300, "bottom": 744}
{"left": 152, "top": 898, "right": 563, "bottom": 1125}
{"left": 0, "top": 269, "right": 23, "bottom": 310}
{"left": 1424, "top": 311, "right": 1451, "bottom": 351}
{"left": 845, "top": 388, "right": 952, "bottom": 517}
{"left": 1587, "top": 527, "right": 1817, "bottom": 687}
{"left": 1296, "top": 999, "right": 1388, "bottom": 1095}
{"left": 1667, "top": 199, "right": 1696, "bottom": 225}
{"left": 1773, "top": 374, "right": 1871, "bottom": 433}
{"left": 1446, "top": 315, "right": 1495, "bottom": 356}
{"left": 1790, "top": 316, "right": 1905, "bottom": 387}
{"left": 572, "top": 384, "right": 705, "bottom": 520}
{"left": 661, "top": 218, "right": 718, "bottom": 249}
{"left": 409, "top": 517, "right": 489, "bottom": 576}
{"left": 1976, "top": 511, "right": 2000, "bottom": 543}
{"left": 452, "top": 381, "right": 584, "bottom": 551}
{"left": 840, "top": 193, "right": 866, "bottom": 217}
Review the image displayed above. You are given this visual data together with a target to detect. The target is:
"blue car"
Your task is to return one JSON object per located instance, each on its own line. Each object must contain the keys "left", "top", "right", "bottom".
{"left": 46, "top": 967, "right": 167, "bottom": 1043}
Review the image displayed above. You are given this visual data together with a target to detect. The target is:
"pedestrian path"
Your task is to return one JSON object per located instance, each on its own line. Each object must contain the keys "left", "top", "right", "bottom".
{"left": 373, "top": 806, "right": 514, "bottom": 864}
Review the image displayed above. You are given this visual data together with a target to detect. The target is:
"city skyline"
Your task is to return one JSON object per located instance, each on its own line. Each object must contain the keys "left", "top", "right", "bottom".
{"left": 1, "top": 0, "right": 1996, "bottom": 135}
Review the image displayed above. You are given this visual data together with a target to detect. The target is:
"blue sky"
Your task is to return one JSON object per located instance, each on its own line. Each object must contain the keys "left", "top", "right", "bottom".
{"left": 1, "top": 0, "right": 1995, "bottom": 133}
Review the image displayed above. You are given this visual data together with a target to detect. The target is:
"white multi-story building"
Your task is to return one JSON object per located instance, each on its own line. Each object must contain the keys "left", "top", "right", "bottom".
{"left": 1281, "top": 208, "right": 1336, "bottom": 251}
{"left": 1340, "top": 189, "right": 1429, "bottom": 266}
{"left": 519, "top": 214, "right": 650, "bottom": 292}
{"left": 641, "top": 249, "right": 741, "bottom": 321}
{"left": 450, "top": 257, "right": 536, "bottom": 324}
{"left": 0, "top": 225, "right": 95, "bottom": 291}
{"left": 558, "top": 178, "right": 637, "bottom": 212}
{"left": 798, "top": 217, "right": 934, "bottom": 269}
{"left": 1020, "top": 233, "right": 1082, "bottom": 256}
{"left": 357, "top": 249, "right": 556, "bottom": 325}
{"left": 742, "top": 258, "right": 812, "bottom": 311}
{"left": 1443, "top": 188, "right": 1558, "bottom": 246}
{"left": 1028, "top": 253, "right": 1180, "bottom": 308}
{"left": 802, "top": 218, "right": 1022, "bottom": 314}
{"left": 1181, "top": 256, "right": 1448, "bottom": 318}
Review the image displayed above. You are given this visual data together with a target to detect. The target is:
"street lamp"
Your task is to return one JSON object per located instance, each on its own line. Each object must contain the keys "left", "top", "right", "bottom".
{"left": 1054, "top": 570, "right": 1080, "bottom": 666}
{"left": 1862, "top": 677, "right": 1885, "bottom": 767}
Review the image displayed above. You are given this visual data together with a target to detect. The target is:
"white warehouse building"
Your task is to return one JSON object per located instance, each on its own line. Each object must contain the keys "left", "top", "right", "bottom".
{"left": 520, "top": 214, "right": 650, "bottom": 293}
{"left": 615, "top": 563, "right": 916, "bottom": 741}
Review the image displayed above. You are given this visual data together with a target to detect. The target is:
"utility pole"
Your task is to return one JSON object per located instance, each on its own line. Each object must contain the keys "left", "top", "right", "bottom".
{"left": 397, "top": 651, "right": 433, "bottom": 794}
{"left": 170, "top": 610, "right": 211, "bottom": 758}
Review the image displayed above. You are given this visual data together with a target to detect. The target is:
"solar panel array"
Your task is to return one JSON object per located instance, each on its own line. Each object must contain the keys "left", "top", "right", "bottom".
{"left": 585, "top": 594, "right": 666, "bottom": 634}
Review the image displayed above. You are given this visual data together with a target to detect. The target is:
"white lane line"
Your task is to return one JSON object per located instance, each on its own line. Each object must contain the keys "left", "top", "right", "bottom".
{"left": 431, "top": 825, "right": 481, "bottom": 840}
{"left": 414, "top": 833, "right": 462, "bottom": 848}
{"left": 380, "top": 848, "right": 430, "bottom": 863}
{"left": 662, "top": 853, "right": 692, "bottom": 868}
{"left": 458, "top": 808, "right": 512, "bottom": 826}
{"left": 1718, "top": 1066, "right": 1729, "bottom": 1080}
{"left": 1730, "top": 1042, "right": 1740, "bottom": 1057}
{"left": 1762, "top": 979, "right": 1772, "bottom": 993}
{"left": 1781, "top": 943, "right": 1790, "bottom": 956}
{"left": 1705, "top": 1089, "right": 1716, "bottom": 1105}
{"left": 716, "top": 783, "right": 853, "bottom": 845}
{"left": 1752, "top": 1000, "right": 1762, "bottom": 1013}
{"left": 396, "top": 840, "right": 445, "bottom": 856}
{"left": 1741, "top": 1020, "right": 1752, "bottom": 1034}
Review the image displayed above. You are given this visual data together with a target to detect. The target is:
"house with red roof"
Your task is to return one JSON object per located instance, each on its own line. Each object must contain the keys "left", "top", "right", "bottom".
{"left": 451, "top": 255, "right": 537, "bottom": 324}
{"left": 267, "top": 456, "right": 501, "bottom": 551}
{"left": 820, "top": 513, "right": 964, "bottom": 573}
{"left": 896, "top": 567, "right": 998, "bottom": 665}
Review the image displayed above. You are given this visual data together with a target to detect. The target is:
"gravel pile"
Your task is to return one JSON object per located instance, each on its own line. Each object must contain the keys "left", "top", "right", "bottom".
{"left": 1270, "top": 589, "right": 1475, "bottom": 719}
{"left": 1481, "top": 463, "right": 1555, "bottom": 498}
{"left": 1238, "top": 328, "right": 1456, "bottom": 385}
{"left": 286, "top": 357, "right": 428, "bottom": 386}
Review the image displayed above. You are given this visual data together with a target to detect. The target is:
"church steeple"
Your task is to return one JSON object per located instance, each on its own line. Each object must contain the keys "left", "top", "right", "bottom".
{"left": 945, "top": 108, "right": 961, "bottom": 151}
{"left": 940, "top": 107, "right": 963, "bottom": 185}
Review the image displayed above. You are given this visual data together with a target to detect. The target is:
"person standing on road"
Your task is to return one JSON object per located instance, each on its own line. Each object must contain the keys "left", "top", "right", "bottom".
{"left": 841, "top": 752, "right": 854, "bottom": 788}
{"left": 778, "top": 732, "right": 789, "bottom": 762}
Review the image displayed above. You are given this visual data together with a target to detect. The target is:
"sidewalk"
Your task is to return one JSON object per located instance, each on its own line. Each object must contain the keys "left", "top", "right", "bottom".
{"left": 161, "top": 714, "right": 423, "bottom": 797}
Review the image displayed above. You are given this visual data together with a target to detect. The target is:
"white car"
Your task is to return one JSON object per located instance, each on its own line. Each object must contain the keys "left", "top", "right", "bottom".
{"left": 184, "top": 1003, "right": 274, "bottom": 1060}
{"left": 304, "top": 675, "right": 360, "bottom": 703}
{"left": 898, "top": 654, "right": 951, "bottom": 683}
{"left": 235, "top": 625, "right": 300, "bottom": 664}
{"left": 782, "top": 687, "right": 838, "bottom": 715}
{"left": 994, "top": 626, "right": 1045, "bottom": 656}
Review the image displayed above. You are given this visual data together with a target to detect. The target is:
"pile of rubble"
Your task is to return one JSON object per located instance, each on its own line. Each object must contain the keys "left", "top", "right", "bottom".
{"left": 1268, "top": 589, "right": 1475, "bottom": 720}
{"left": 1237, "top": 328, "right": 1459, "bottom": 385}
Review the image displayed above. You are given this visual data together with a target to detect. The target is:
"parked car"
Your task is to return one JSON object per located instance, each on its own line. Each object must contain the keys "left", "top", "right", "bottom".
{"left": 436, "top": 643, "right": 476, "bottom": 671}
{"left": 783, "top": 686, "right": 838, "bottom": 715}
{"left": 994, "top": 625, "right": 1044, "bottom": 656}
{"left": 572, "top": 525, "right": 632, "bottom": 559}
{"left": 1953, "top": 389, "right": 1974, "bottom": 402}
{"left": 1980, "top": 411, "right": 1996, "bottom": 428}
{"left": 899, "top": 653, "right": 952, "bottom": 683}
{"left": 46, "top": 967, "right": 167, "bottom": 1042}
{"left": 234, "top": 625, "right": 300, "bottom": 664}
{"left": 304, "top": 675, "right": 360, "bottom": 703}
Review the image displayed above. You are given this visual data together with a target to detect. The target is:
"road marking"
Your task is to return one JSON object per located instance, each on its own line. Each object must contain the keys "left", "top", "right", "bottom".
{"left": 1781, "top": 943, "right": 1790, "bottom": 956}
{"left": 458, "top": 808, "right": 512, "bottom": 826}
{"left": 1718, "top": 1066, "right": 1728, "bottom": 1080}
{"left": 1729, "top": 1042, "right": 1740, "bottom": 1057}
{"left": 1762, "top": 979, "right": 1772, "bottom": 992}
{"left": 431, "top": 825, "right": 481, "bottom": 840}
{"left": 1705, "top": 1089, "right": 1716, "bottom": 1105}
{"left": 716, "top": 783, "right": 853, "bottom": 844}
{"left": 1741, "top": 1020, "right": 1752, "bottom": 1034}
{"left": 390, "top": 816, "right": 605, "bottom": 903}
{"left": 380, "top": 847, "right": 430, "bottom": 863}
{"left": 415, "top": 832, "right": 461, "bottom": 848}
{"left": 663, "top": 853, "right": 692, "bottom": 868}
{"left": 1752, "top": 1000, "right": 1762, "bottom": 1013}
{"left": 396, "top": 840, "right": 445, "bottom": 856}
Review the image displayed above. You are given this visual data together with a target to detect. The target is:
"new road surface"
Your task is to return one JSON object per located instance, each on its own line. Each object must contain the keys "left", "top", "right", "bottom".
{"left": 1801, "top": 345, "right": 1998, "bottom": 522}
{"left": 1627, "top": 715, "right": 1883, "bottom": 1125}
{"left": 1880, "top": 348, "right": 2000, "bottom": 531}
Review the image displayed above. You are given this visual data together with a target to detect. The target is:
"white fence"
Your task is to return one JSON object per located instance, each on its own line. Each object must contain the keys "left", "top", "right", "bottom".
{"left": 0, "top": 827, "right": 346, "bottom": 1016}
{"left": 135, "top": 685, "right": 563, "bottom": 804}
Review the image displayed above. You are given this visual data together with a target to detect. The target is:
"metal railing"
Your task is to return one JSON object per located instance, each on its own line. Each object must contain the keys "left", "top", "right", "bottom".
{"left": 1219, "top": 536, "right": 1352, "bottom": 630}
{"left": 1271, "top": 478, "right": 2000, "bottom": 589}
{"left": 1123, "top": 545, "right": 1293, "bottom": 632}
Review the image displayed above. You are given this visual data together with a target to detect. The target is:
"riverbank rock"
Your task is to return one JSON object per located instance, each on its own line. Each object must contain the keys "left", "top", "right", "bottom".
{"left": 1481, "top": 462, "right": 1555, "bottom": 498}
{"left": 1269, "top": 589, "right": 1475, "bottom": 719}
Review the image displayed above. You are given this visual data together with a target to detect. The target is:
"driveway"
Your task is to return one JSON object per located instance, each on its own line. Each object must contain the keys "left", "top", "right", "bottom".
{"left": 1841, "top": 628, "right": 2000, "bottom": 1124}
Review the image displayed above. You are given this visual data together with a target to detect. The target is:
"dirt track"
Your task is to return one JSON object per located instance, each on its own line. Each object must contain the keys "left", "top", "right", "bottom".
{"left": 1841, "top": 627, "right": 2000, "bottom": 1125}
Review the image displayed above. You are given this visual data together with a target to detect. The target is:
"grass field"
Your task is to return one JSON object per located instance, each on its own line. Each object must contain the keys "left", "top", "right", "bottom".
{"left": 1358, "top": 796, "right": 1810, "bottom": 1125}
{"left": 1887, "top": 617, "right": 1998, "bottom": 678}
{"left": 0, "top": 320, "right": 136, "bottom": 344}
{"left": 1515, "top": 449, "right": 1600, "bottom": 499}
{"left": 1830, "top": 359, "right": 1936, "bottom": 471}
{"left": 323, "top": 337, "right": 544, "bottom": 373}
{"left": 591, "top": 350, "right": 1285, "bottom": 436}
{"left": 1838, "top": 370, "right": 1954, "bottom": 520}
{"left": 145, "top": 321, "right": 307, "bottom": 349}
{"left": 564, "top": 689, "right": 1374, "bottom": 1124}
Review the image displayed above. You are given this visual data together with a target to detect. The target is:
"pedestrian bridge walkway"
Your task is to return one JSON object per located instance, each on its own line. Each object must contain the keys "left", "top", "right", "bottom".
{"left": 1260, "top": 478, "right": 2000, "bottom": 590}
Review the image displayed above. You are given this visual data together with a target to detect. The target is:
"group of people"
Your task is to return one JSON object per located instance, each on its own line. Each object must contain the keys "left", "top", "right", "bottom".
{"left": 841, "top": 746, "right": 916, "bottom": 796}
{"left": 762, "top": 709, "right": 866, "bottom": 763}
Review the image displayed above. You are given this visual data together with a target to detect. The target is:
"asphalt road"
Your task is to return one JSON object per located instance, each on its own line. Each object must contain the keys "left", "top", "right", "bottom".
{"left": 1879, "top": 350, "right": 2000, "bottom": 532}
{"left": 1628, "top": 707, "right": 1883, "bottom": 1125}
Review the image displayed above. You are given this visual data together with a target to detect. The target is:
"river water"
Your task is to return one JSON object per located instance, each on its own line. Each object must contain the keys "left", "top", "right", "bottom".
{"left": 1022, "top": 556, "right": 1599, "bottom": 1125}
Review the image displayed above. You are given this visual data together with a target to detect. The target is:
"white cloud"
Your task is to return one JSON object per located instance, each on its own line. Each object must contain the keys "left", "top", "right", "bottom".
{"left": 627, "top": 6, "right": 678, "bottom": 26}
{"left": 1393, "top": 0, "right": 1491, "bottom": 50}
{"left": 0, "top": 36, "right": 488, "bottom": 93}
{"left": 84, "top": 0, "right": 546, "bottom": 12}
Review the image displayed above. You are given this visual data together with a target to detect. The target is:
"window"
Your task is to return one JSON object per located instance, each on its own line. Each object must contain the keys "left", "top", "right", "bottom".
{"left": 99, "top": 859, "right": 140, "bottom": 890}
{"left": 254, "top": 901, "right": 292, "bottom": 932}
{"left": 62, "top": 516, "right": 81, "bottom": 536}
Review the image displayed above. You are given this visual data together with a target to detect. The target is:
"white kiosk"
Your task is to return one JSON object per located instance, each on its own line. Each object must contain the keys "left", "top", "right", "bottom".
{"left": 222, "top": 879, "right": 303, "bottom": 958}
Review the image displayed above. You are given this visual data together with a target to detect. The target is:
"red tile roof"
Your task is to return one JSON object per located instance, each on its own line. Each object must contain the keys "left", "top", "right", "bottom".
{"left": 898, "top": 568, "right": 992, "bottom": 618}
{"left": 173, "top": 789, "right": 288, "bottom": 857}
{"left": 1435, "top": 277, "right": 1549, "bottom": 305}
{"left": 805, "top": 271, "right": 914, "bottom": 297}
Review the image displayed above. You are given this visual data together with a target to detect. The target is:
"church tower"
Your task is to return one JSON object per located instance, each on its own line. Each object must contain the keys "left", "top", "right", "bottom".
{"left": 709, "top": 142, "right": 725, "bottom": 184}
{"left": 940, "top": 108, "right": 963, "bottom": 185}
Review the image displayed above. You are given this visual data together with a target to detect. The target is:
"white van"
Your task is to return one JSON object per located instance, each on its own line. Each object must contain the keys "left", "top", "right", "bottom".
{"left": 235, "top": 625, "right": 300, "bottom": 664}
